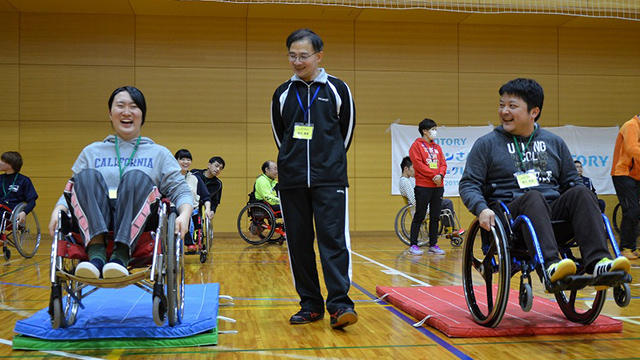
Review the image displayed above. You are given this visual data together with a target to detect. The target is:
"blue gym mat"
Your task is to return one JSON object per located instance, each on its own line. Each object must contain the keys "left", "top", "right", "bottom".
{"left": 14, "top": 283, "right": 219, "bottom": 340}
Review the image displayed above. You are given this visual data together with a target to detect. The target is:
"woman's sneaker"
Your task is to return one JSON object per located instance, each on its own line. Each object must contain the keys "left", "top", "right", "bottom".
{"left": 546, "top": 258, "right": 576, "bottom": 283}
{"left": 408, "top": 245, "right": 424, "bottom": 255}
{"left": 74, "top": 259, "right": 104, "bottom": 279}
{"left": 428, "top": 245, "right": 445, "bottom": 255}
{"left": 102, "top": 259, "right": 129, "bottom": 279}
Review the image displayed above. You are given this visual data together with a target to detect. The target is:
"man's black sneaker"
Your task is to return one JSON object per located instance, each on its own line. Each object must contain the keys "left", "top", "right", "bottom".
{"left": 330, "top": 308, "right": 357, "bottom": 329}
{"left": 289, "top": 310, "right": 323, "bottom": 324}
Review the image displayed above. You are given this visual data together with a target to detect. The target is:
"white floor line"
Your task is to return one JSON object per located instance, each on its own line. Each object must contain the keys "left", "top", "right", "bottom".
{"left": 0, "top": 338, "right": 106, "bottom": 360}
{"left": 610, "top": 317, "right": 640, "bottom": 326}
{"left": 351, "top": 250, "right": 430, "bottom": 286}
{"left": 0, "top": 303, "right": 32, "bottom": 318}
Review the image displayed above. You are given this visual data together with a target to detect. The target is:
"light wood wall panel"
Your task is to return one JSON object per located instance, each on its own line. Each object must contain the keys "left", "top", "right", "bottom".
{"left": 0, "top": 12, "right": 18, "bottom": 63}
{"left": 30, "top": 177, "right": 70, "bottom": 222}
{"left": 247, "top": 69, "right": 292, "bottom": 124}
{"left": 0, "top": 65, "right": 18, "bottom": 121}
{"left": 354, "top": 177, "right": 400, "bottom": 231}
{"left": 145, "top": 121, "right": 247, "bottom": 179}
{"left": 558, "top": 75, "right": 640, "bottom": 127}
{"left": 20, "top": 13, "right": 134, "bottom": 66}
{"left": 247, "top": 19, "right": 354, "bottom": 70}
{"left": 246, "top": 123, "right": 279, "bottom": 179}
{"left": 458, "top": 73, "right": 559, "bottom": 126}
{"left": 135, "top": 16, "right": 246, "bottom": 68}
{"left": 20, "top": 65, "right": 134, "bottom": 121}
{"left": 213, "top": 176, "right": 246, "bottom": 234}
{"left": 356, "top": 71, "right": 458, "bottom": 125}
{"left": 459, "top": 25, "right": 557, "bottom": 74}
{"left": 354, "top": 124, "right": 391, "bottom": 178}
{"left": 0, "top": 121, "right": 19, "bottom": 151}
{"left": 559, "top": 27, "right": 640, "bottom": 76}
{"left": 19, "top": 121, "right": 111, "bottom": 178}
{"left": 355, "top": 22, "right": 457, "bottom": 72}
{"left": 134, "top": 67, "right": 246, "bottom": 124}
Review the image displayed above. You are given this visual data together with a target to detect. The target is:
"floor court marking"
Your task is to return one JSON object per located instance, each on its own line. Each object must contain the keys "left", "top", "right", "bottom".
{"left": 0, "top": 338, "right": 106, "bottom": 360}
{"left": 351, "top": 250, "right": 430, "bottom": 286}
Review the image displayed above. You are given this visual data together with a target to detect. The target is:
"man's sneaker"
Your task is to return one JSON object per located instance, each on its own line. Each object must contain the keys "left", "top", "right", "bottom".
{"left": 74, "top": 258, "right": 104, "bottom": 279}
{"left": 330, "top": 308, "right": 357, "bottom": 329}
{"left": 546, "top": 258, "right": 577, "bottom": 283}
{"left": 621, "top": 249, "right": 638, "bottom": 260}
{"left": 592, "top": 256, "right": 631, "bottom": 290}
{"left": 289, "top": 310, "right": 323, "bottom": 324}
{"left": 428, "top": 245, "right": 445, "bottom": 255}
{"left": 102, "top": 259, "right": 129, "bottom": 279}
{"left": 408, "top": 245, "right": 424, "bottom": 255}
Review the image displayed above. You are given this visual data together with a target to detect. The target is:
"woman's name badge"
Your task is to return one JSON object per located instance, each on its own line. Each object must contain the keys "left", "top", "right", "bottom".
{"left": 515, "top": 170, "right": 539, "bottom": 189}
{"left": 108, "top": 188, "right": 118, "bottom": 199}
{"left": 293, "top": 123, "right": 314, "bottom": 140}
{"left": 429, "top": 161, "right": 438, "bottom": 169}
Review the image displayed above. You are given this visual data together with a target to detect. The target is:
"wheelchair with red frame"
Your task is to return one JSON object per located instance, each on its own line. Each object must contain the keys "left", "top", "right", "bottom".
{"left": 237, "top": 190, "right": 285, "bottom": 245}
{"left": 49, "top": 182, "right": 184, "bottom": 328}
{"left": 184, "top": 202, "right": 213, "bottom": 263}
{"left": 462, "top": 200, "right": 631, "bottom": 328}
{"left": 0, "top": 202, "right": 41, "bottom": 260}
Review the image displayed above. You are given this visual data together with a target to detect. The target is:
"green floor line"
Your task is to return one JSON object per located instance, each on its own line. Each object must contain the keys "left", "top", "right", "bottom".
{"left": 122, "top": 343, "right": 439, "bottom": 357}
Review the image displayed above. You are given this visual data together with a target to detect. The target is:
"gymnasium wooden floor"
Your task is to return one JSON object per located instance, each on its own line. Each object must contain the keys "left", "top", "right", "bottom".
{"left": 0, "top": 230, "right": 638, "bottom": 359}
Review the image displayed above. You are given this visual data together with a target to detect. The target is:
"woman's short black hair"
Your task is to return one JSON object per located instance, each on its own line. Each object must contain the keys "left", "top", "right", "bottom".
{"left": 108, "top": 86, "right": 147, "bottom": 124}
{"left": 286, "top": 28, "right": 324, "bottom": 52}
{"left": 418, "top": 118, "right": 437, "bottom": 136}
{"left": 1, "top": 151, "right": 23, "bottom": 172}
{"left": 174, "top": 149, "right": 192, "bottom": 160}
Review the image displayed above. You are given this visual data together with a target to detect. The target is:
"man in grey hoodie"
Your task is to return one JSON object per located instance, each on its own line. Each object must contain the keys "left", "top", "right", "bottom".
{"left": 48, "top": 86, "right": 193, "bottom": 279}
{"left": 459, "top": 78, "right": 629, "bottom": 285}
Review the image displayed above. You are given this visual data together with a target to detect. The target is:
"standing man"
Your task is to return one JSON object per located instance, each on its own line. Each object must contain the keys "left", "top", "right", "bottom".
{"left": 611, "top": 114, "right": 640, "bottom": 260}
{"left": 271, "top": 29, "right": 356, "bottom": 329}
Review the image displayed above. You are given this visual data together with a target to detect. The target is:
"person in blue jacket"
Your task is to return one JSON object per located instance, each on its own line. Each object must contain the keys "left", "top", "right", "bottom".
{"left": 0, "top": 151, "right": 38, "bottom": 225}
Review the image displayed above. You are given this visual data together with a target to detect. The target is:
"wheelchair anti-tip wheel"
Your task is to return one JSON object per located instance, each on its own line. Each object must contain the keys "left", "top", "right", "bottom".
{"left": 237, "top": 202, "right": 276, "bottom": 245}
{"left": 462, "top": 218, "right": 511, "bottom": 328}
{"left": 613, "top": 283, "right": 631, "bottom": 307}
{"left": 11, "top": 202, "right": 41, "bottom": 258}
{"left": 394, "top": 204, "right": 428, "bottom": 247}
{"left": 450, "top": 234, "right": 463, "bottom": 247}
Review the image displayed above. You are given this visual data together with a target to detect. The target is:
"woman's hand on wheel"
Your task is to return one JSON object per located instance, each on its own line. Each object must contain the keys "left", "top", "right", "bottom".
{"left": 175, "top": 204, "right": 193, "bottom": 240}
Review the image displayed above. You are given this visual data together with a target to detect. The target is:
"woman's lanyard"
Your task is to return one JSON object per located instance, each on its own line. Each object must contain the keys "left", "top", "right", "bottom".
{"left": 115, "top": 135, "right": 141, "bottom": 179}
{"left": 420, "top": 142, "right": 437, "bottom": 160}
{"left": 512, "top": 126, "right": 537, "bottom": 171}
{"left": 1, "top": 173, "right": 18, "bottom": 199}
{"left": 295, "top": 86, "right": 321, "bottom": 122}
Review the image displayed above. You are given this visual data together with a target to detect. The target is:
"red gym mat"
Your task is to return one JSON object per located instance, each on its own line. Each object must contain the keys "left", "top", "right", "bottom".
{"left": 375, "top": 285, "right": 622, "bottom": 337}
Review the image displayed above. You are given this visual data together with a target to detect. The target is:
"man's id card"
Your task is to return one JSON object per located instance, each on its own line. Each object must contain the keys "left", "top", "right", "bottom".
{"left": 514, "top": 170, "right": 539, "bottom": 189}
{"left": 293, "top": 123, "right": 314, "bottom": 140}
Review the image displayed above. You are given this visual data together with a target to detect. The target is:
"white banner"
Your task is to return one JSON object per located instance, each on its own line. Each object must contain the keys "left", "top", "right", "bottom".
{"left": 390, "top": 123, "right": 618, "bottom": 196}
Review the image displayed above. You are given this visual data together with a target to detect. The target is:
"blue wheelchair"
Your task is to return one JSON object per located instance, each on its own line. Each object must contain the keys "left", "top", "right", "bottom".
{"left": 462, "top": 201, "right": 631, "bottom": 328}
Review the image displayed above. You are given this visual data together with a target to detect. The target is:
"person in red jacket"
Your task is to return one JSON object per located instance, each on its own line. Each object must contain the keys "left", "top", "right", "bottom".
{"left": 408, "top": 118, "right": 447, "bottom": 255}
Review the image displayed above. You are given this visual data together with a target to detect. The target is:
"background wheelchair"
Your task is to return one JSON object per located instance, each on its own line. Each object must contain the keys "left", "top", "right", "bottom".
{"left": 185, "top": 203, "right": 213, "bottom": 263}
{"left": 237, "top": 192, "right": 285, "bottom": 245}
{"left": 394, "top": 203, "right": 463, "bottom": 247}
{"left": 49, "top": 196, "right": 184, "bottom": 328}
{"left": 462, "top": 201, "right": 631, "bottom": 328}
{"left": 0, "top": 202, "right": 40, "bottom": 260}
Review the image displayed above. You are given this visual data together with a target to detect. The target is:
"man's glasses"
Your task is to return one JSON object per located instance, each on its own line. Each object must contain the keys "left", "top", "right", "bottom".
{"left": 288, "top": 52, "right": 317, "bottom": 62}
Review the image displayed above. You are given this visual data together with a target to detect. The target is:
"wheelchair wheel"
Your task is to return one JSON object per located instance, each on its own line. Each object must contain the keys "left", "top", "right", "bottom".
{"left": 612, "top": 203, "right": 621, "bottom": 235}
{"left": 166, "top": 211, "right": 184, "bottom": 327}
{"left": 11, "top": 202, "right": 41, "bottom": 258}
{"left": 394, "top": 204, "right": 428, "bottom": 247}
{"left": 613, "top": 283, "right": 631, "bottom": 307}
{"left": 554, "top": 287, "right": 606, "bottom": 324}
{"left": 462, "top": 218, "right": 511, "bottom": 328}
{"left": 237, "top": 203, "right": 275, "bottom": 245}
{"left": 204, "top": 216, "right": 213, "bottom": 253}
{"left": 51, "top": 258, "right": 81, "bottom": 328}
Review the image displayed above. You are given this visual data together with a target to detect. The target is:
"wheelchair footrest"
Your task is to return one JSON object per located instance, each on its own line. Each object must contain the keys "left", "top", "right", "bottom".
{"left": 547, "top": 271, "right": 631, "bottom": 292}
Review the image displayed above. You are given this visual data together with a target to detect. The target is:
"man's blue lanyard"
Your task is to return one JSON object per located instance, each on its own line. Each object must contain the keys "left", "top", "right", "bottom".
{"left": 295, "top": 86, "right": 321, "bottom": 122}
{"left": 1, "top": 173, "right": 18, "bottom": 199}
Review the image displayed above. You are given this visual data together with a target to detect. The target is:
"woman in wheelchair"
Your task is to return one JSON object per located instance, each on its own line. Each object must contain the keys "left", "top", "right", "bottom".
{"left": 48, "top": 86, "right": 193, "bottom": 279}
{"left": 175, "top": 149, "right": 213, "bottom": 252}
{"left": 1, "top": 151, "right": 38, "bottom": 226}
